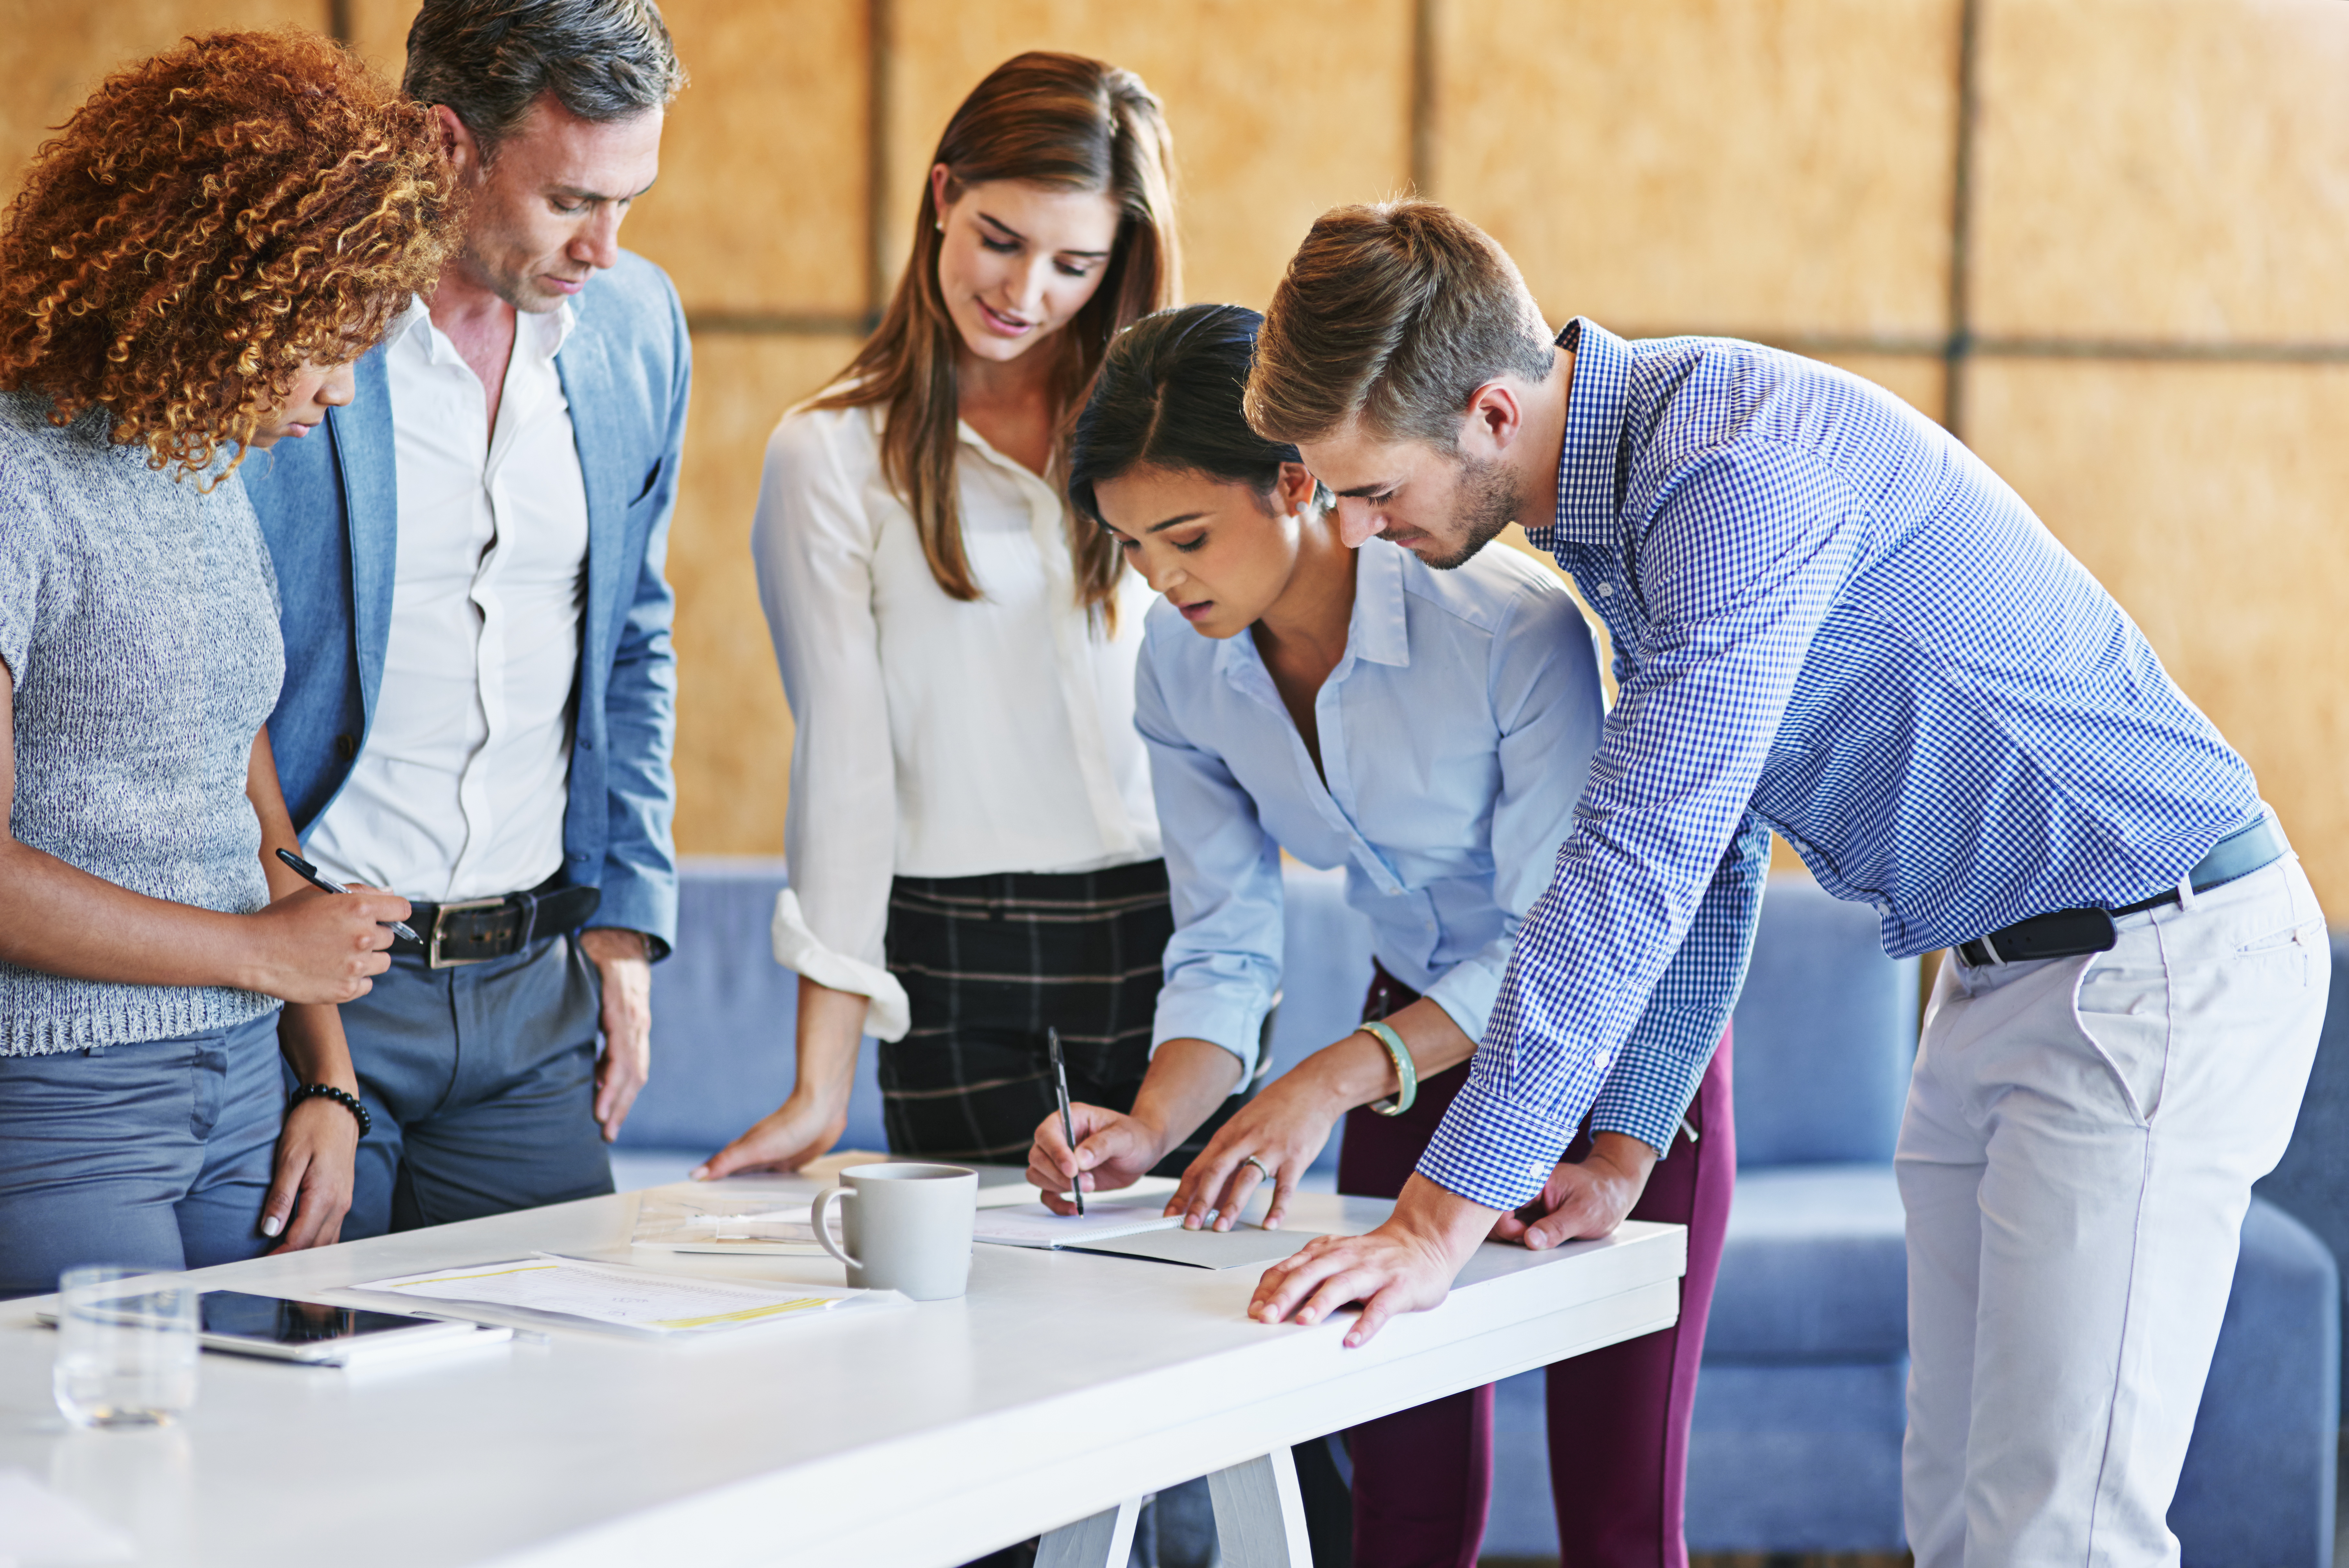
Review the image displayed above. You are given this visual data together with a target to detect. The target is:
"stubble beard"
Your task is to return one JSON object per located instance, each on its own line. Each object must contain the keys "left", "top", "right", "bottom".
{"left": 1409, "top": 450, "right": 1519, "bottom": 571}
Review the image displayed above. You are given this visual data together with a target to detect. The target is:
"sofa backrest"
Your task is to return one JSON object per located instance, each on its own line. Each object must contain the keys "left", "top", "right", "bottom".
{"left": 626, "top": 860, "right": 1379, "bottom": 1163}
{"left": 619, "top": 859, "right": 891, "bottom": 1154}
{"left": 2251, "top": 928, "right": 2349, "bottom": 1409}
{"left": 1729, "top": 875, "right": 1921, "bottom": 1169}
{"left": 635, "top": 861, "right": 1930, "bottom": 1174}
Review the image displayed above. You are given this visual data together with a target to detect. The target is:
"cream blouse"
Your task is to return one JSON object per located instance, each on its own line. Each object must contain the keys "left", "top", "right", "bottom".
{"left": 751, "top": 400, "right": 1161, "bottom": 1041}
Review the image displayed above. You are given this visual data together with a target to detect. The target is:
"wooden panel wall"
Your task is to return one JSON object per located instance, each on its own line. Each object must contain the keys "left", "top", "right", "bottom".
{"left": 10, "top": 1, "right": 2346, "bottom": 913}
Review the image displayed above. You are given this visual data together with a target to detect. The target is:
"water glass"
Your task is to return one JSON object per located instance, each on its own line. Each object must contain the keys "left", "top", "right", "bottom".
{"left": 52, "top": 1266, "right": 199, "bottom": 1429}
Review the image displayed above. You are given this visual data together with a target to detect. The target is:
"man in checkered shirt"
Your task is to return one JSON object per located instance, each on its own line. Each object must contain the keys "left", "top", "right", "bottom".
{"left": 1237, "top": 201, "right": 2328, "bottom": 1567}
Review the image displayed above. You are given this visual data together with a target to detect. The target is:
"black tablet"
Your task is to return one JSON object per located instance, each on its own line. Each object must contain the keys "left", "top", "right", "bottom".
{"left": 193, "top": 1291, "right": 488, "bottom": 1363}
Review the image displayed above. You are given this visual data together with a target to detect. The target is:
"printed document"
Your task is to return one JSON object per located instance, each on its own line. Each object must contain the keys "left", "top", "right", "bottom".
{"left": 356, "top": 1255, "right": 902, "bottom": 1334}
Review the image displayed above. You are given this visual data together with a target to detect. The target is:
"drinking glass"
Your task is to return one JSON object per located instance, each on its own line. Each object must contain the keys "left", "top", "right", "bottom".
{"left": 52, "top": 1266, "right": 199, "bottom": 1428}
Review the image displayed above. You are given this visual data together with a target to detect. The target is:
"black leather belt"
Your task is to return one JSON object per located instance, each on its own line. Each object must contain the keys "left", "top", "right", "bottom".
{"left": 391, "top": 883, "right": 602, "bottom": 969}
{"left": 1956, "top": 816, "right": 2286, "bottom": 969}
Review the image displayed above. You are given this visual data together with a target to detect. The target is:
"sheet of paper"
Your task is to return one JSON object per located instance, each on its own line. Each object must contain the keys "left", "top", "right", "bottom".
{"left": 355, "top": 1255, "right": 900, "bottom": 1334}
{"left": 793, "top": 1153, "right": 1180, "bottom": 1210}
{"left": 972, "top": 1201, "right": 1182, "bottom": 1249}
{"left": 1069, "top": 1226, "right": 1323, "bottom": 1270}
{"left": 632, "top": 1190, "right": 836, "bottom": 1256}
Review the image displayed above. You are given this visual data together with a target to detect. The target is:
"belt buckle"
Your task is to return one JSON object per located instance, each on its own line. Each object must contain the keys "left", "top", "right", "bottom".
{"left": 428, "top": 896, "right": 508, "bottom": 970}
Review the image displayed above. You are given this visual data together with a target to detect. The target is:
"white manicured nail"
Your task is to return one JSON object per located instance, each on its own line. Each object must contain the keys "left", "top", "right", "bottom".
{"left": 262, "top": 1215, "right": 284, "bottom": 1237}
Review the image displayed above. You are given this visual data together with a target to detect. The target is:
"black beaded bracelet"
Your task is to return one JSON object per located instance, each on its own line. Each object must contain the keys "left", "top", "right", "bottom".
{"left": 289, "top": 1083, "right": 371, "bottom": 1138}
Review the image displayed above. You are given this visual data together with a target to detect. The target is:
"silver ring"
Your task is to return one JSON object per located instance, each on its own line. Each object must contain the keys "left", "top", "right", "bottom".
{"left": 1241, "top": 1155, "right": 1272, "bottom": 1180}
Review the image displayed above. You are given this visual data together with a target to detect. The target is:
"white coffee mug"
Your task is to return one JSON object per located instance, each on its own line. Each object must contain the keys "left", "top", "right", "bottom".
{"left": 810, "top": 1162, "right": 978, "bottom": 1301}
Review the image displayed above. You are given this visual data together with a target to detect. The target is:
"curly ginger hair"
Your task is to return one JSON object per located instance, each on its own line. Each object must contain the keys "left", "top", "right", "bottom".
{"left": 0, "top": 29, "right": 461, "bottom": 477}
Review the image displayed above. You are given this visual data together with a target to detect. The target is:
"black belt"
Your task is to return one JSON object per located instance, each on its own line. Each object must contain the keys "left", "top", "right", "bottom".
{"left": 1956, "top": 816, "right": 2286, "bottom": 969}
{"left": 391, "top": 883, "right": 602, "bottom": 968}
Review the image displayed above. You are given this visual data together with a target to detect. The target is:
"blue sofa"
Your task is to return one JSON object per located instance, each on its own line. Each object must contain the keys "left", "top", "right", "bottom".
{"left": 631, "top": 861, "right": 2340, "bottom": 1563}
{"left": 613, "top": 858, "right": 1377, "bottom": 1185}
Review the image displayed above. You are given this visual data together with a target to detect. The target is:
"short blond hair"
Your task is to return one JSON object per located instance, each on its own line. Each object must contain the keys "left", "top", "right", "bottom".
{"left": 1245, "top": 201, "right": 1555, "bottom": 448}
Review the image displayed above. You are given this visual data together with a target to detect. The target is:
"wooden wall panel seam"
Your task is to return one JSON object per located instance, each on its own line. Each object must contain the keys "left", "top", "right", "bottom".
{"left": 1409, "top": 0, "right": 1437, "bottom": 197}
{"left": 1945, "top": 0, "right": 1983, "bottom": 436}
{"left": 866, "top": 0, "right": 892, "bottom": 319}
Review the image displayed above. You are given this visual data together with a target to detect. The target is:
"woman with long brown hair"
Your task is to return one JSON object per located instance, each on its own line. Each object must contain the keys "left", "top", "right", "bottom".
{"left": 0, "top": 30, "right": 457, "bottom": 1294}
{"left": 698, "top": 53, "right": 1241, "bottom": 1186}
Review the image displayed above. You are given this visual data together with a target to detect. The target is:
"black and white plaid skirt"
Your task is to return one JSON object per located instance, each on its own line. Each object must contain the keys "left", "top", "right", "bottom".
{"left": 879, "top": 859, "right": 1262, "bottom": 1166}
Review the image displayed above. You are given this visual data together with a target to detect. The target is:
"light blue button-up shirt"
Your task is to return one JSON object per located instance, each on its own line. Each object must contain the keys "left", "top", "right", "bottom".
{"left": 1136, "top": 538, "right": 1605, "bottom": 1077}
{"left": 1421, "top": 321, "right": 2260, "bottom": 1210}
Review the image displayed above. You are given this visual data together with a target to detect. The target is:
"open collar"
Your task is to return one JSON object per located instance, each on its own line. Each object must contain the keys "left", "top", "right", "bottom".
{"left": 1347, "top": 537, "right": 1412, "bottom": 669}
{"left": 1212, "top": 536, "right": 1412, "bottom": 694}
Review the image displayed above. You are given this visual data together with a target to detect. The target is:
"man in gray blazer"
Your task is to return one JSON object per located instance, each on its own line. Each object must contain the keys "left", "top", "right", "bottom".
{"left": 243, "top": 0, "right": 690, "bottom": 1236}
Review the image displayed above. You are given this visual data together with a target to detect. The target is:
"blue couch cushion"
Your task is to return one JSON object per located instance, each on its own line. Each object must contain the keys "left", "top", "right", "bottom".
{"left": 2171, "top": 1198, "right": 2340, "bottom": 1568}
{"left": 1687, "top": 1360, "right": 1909, "bottom": 1553}
{"left": 1707, "top": 1164, "right": 1907, "bottom": 1363}
{"left": 1730, "top": 877, "right": 1919, "bottom": 1169}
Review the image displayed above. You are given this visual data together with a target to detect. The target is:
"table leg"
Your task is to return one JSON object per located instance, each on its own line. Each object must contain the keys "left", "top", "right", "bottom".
{"left": 1034, "top": 1493, "right": 1142, "bottom": 1568}
{"left": 1207, "top": 1448, "right": 1314, "bottom": 1568}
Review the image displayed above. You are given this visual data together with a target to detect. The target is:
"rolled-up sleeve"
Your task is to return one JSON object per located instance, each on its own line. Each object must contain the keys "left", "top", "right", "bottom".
{"left": 1421, "top": 443, "right": 1866, "bottom": 1210}
{"left": 1137, "top": 643, "right": 1284, "bottom": 1077}
{"left": 751, "top": 412, "right": 910, "bottom": 1042}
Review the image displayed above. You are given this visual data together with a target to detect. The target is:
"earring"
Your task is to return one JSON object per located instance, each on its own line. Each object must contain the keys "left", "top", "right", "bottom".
{"left": 935, "top": 218, "right": 945, "bottom": 234}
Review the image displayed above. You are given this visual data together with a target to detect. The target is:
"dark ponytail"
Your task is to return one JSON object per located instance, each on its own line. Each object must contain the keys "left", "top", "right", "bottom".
{"left": 1069, "top": 303, "right": 1329, "bottom": 526}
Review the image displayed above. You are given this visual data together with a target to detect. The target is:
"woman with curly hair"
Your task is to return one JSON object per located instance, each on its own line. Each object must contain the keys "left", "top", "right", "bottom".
{"left": 0, "top": 29, "right": 461, "bottom": 1296}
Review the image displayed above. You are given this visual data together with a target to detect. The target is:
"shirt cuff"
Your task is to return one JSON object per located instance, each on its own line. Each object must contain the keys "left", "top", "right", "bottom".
{"left": 770, "top": 888, "right": 909, "bottom": 1042}
{"left": 1151, "top": 987, "right": 1269, "bottom": 1077}
{"left": 1415, "top": 1076, "right": 1574, "bottom": 1212}
{"left": 1587, "top": 1037, "right": 1712, "bottom": 1158}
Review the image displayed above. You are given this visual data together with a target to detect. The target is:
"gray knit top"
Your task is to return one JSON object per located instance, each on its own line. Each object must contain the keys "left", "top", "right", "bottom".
{"left": 0, "top": 390, "right": 285, "bottom": 1054}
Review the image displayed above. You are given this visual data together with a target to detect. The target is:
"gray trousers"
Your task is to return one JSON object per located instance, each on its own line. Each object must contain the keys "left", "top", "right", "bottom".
{"left": 333, "top": 934, "right": 613, "bottom": 1238}
{"left": 0, "top": 1011, "right": 283, "bottom": 1297}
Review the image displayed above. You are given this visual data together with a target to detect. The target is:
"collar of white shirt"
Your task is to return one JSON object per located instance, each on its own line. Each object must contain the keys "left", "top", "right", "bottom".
{"left": 387, "top": 292, "right": 576, "bottom": 367}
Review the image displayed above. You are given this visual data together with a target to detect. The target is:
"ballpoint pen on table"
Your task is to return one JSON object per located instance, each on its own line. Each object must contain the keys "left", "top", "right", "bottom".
{"left": 275, "top": 848, "right": 422, "bottom": 943}
{"left": 1047, "top": 1026, "right": 1084, "bottom": 1215}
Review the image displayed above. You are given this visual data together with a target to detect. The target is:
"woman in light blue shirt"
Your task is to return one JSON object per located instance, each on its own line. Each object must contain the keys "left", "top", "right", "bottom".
{"left": 1025, "top": 304, "right": 1737, "bottom": 1568}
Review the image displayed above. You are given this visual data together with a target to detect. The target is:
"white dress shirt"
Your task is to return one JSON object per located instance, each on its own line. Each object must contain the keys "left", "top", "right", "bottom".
{"left": 307, "top": 298, "right": 590, "bottom": 903}
{"left": 753, "top": 401, "right": 1161, "bottom": 1041}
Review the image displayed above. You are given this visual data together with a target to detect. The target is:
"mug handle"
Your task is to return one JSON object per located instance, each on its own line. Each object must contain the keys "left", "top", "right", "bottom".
{"left": 810, "top": 1185, "right": 859, "bottom": 1271}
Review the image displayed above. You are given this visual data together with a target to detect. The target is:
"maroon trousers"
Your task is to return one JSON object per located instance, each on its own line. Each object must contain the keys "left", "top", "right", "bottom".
{"left": 1338, "top": 965, "right": 1735, "bottom": 1568}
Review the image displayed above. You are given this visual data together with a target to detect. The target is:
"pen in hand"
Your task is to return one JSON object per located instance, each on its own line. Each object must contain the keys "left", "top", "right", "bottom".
{"left": 274, "top": 848, "right": 421, "bottom": 943}
{"left": 1047, "top": 1026, "right": 1083, "bottom": 1215}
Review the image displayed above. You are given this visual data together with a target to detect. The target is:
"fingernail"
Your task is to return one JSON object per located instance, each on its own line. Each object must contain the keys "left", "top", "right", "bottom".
{"left": 262, "top": 1215, "right": 284, "bottom": 1237}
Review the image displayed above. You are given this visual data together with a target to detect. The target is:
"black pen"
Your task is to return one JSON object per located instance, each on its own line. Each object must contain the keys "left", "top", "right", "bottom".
{"left": 1047, "top": 1026, "right": 1084, "bottom": 1215}
{"left": 275, "top": 848, "right": 421, "bottom": 943}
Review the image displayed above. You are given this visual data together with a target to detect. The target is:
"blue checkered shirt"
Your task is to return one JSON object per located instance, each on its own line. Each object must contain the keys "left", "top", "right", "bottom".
{"left": 1418, "top": 321, "right": 2261, "bottom": 1210}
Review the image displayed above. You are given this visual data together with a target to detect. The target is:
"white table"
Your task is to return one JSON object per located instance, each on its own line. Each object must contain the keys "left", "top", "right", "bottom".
{"left": 0, "top": 1189, "right": 1683, "bottom": 1568}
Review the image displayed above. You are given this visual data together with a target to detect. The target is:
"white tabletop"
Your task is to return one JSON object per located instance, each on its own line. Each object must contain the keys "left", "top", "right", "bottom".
{"left": 0, "top": 1187, "right": 1684, "bottom": 1568}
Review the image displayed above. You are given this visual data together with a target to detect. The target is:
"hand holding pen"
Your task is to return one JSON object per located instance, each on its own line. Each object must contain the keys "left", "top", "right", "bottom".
{"left": 234, "top": 849, "right": 412, "bottom": 1004}
{"left": 275, "top": 848, "right": 420, "bottom": 942}
{"left": 1048, "top": 1026, "right": 1084, "bottom": 1215}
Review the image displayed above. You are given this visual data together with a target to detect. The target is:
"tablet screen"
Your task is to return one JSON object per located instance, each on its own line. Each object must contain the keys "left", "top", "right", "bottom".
{"left": 199, "top": 1291, "right": 434, "bottom": 1345}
